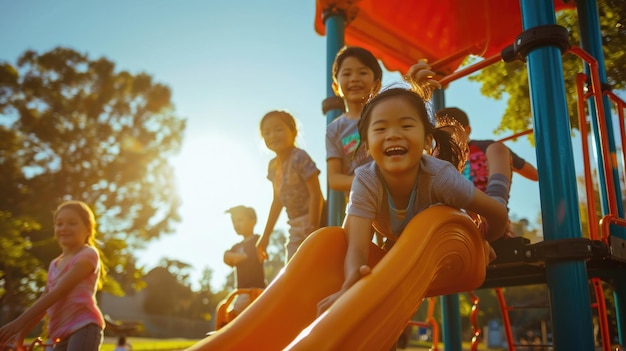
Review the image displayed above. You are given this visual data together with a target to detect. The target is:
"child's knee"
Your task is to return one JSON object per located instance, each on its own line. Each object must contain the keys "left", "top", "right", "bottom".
{"left": 486, "top": 142, "right": 510, "bottom": 160}
{"left": 485, "top": 142, "right": 512, "bottom": 176}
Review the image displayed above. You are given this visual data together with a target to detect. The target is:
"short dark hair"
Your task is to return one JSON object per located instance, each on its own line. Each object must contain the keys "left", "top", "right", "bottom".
{"left": 436, "top": 107, "right": 470, "bottom": 127}
{"left": 332, "top": 46, "right": 383, "bottom": 84}
{"left": 225, "top": 205, "right": 256, "bottom": 222}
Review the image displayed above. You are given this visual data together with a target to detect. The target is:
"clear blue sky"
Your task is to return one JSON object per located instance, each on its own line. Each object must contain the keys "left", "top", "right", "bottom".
{"left": 2, "top": 0, "right": 545, "bottom": 289}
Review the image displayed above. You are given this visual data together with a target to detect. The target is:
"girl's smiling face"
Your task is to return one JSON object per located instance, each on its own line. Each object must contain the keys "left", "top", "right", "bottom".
{"left": 366, "top": 95, "right": 428, "bottom": 175}
{"left": 54, "top": 208, "right": 89, "bottom": 250}
{"left": 261, "top": 115, "right": 296, "bottom": 154}
{"left": 335, "top": 56, "right": 378, "bottom": 105}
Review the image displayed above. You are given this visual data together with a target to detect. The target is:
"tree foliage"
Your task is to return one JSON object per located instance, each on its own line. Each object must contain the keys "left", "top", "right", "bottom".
{"left": 190, "top": 267, "right": 219, "bottom": 321}
{"left": 261, "top": 229, "right": 287, "bottom": 285}
{"left": 0, "top": 47, "right": 186, "bottom": 314}
{"left": 0, "top": 212, "right": 45, "bottom": 324}
{"left": 468, "top": 0, "right": 625, "bottom": 137}
{"left": 142, "top": 262, "right": 217, "bottom": 321}
{"left": 142, "top": 267, "right": 194, "bottom": 317}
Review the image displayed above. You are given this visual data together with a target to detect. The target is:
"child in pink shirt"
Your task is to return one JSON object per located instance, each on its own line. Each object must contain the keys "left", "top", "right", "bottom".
{"left": 0, "top": 201, "right": 105, "bottom": 351}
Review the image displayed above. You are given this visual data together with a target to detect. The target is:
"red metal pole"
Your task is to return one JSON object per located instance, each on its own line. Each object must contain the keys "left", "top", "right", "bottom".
{"left": 439, "top": 54, "right": 503, "bottom": 87}
{"left": 496, "top": 287, "right": 516, "bottom": 351}
{"left": 569, "top": 46, "right": 619, "bottom": 216}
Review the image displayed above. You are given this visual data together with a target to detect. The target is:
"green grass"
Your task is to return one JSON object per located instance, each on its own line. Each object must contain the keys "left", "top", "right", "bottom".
{"left": 22, "top": 337, "right": 200, "bottom": 351}
{"left": 100, "top": 337, "right": 200, "bottom": 351}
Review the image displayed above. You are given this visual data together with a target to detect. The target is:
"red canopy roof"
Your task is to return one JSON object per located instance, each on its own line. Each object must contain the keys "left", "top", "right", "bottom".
{"left": 314, "top": 0, "right": 574, "bottom": 76}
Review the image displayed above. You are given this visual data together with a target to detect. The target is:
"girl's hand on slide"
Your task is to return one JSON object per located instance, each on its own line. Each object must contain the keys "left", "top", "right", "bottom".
{"left": 317, "top": 290, "right": 344, "bottom": 316}
{"left": 478, "top": 215, "right": 489, "bottom": 239}
{"left": 487, "top": 244, "right": 497, "bottom": 263}
{"left": 316, "top": 265, "right": 371, "bottom": 315}
{"left": 358, "top": 264, "right": 371, "bottom": 277}
{"left": 466, "top": 212, "right": 498, "bottom": 263}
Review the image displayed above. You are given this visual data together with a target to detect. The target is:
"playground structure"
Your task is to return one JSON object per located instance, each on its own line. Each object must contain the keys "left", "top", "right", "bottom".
{"left": 8, "top": 1, "right": 626, "bottom": 350}
{"left": 194, "top": 1, "right": 626, "bottom": 350}
{"left": 213, "top": 288, "right": 264, "bottom": 330}
{"left": 188, "top": 206, "right": 490, "bottom": 350}
{"left": 317, "top": 0, "right": 626, "bottom": 350}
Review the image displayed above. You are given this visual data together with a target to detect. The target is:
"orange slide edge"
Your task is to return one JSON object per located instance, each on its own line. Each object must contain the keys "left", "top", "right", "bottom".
{"left": 187, "top": 205, "right": 489, "bottom": 351}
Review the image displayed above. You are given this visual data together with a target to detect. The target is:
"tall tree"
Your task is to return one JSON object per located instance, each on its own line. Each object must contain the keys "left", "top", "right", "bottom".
{"left": 142, "top": 266, "right": 194, "bottom": 317}
{"left": 0, "top": 212, "right": 45, "bottom": 324}
{"left": 262, "top": 229, "right": 287, "bottom": 285}
{"left": 468, "top": 0, "right": 625, "bottom": 136}
{"left": 0, "top": 47, "right": 186, "bottom": 315}
{"left": 189, "top": 267, "right": 218, "bottom": 321}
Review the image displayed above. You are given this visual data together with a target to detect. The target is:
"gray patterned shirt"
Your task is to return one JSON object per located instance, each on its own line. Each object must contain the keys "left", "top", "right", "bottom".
{"left": 268, "top": 148, "right": 320, "bottom": 220}
{"left": 347, "top": 155, "right": 475, "bottom": 241}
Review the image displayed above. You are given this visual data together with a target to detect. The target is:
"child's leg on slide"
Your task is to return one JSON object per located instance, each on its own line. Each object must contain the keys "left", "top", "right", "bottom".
{"left": 485, "top": 142, "right": 515, "bottom": 237}
{"left": 485, "top": 142, "right": 512, "bottom": 206}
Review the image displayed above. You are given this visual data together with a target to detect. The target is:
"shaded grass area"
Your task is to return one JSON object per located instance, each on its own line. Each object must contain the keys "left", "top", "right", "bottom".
{"left": 21, "top": 337, "right": 200, "bottom": 351}
{"left": 100, "top": 337, "right": 200, "bottom": 351}
{"left": 21, "top": 337, "right": 515, "bottom": 350}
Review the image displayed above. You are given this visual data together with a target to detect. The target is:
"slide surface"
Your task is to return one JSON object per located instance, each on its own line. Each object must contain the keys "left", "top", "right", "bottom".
{"left": 187, "top": 206, "right": 489, "bottom": 351}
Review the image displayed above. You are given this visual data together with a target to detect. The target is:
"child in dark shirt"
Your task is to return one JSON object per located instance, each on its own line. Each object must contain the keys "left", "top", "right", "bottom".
{"left": 223, "top": 205, "right": 265, "bottom": 316}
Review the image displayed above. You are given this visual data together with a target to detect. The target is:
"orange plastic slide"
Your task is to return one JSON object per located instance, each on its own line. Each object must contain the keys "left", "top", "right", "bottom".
{"left": 186, "top": 206, "right": 489, "bottom": 351}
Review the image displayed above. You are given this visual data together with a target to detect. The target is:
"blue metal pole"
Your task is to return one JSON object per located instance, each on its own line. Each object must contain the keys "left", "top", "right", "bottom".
{"left": 519, "top": 1, "right": 595, "bottom": 350}
{"left": 577, "top": 0, "right": 624, "bottom": 218}
{"left": 440, "top": 294, "right": 462, "bottom": 351}
{"left": 433, "top": 89, "right": 463, "bottom": 351}
{"left": 614, "top": 279, "right": 626, "bottom": 346}
{"left": 323, "top": 10, "right": 345, "bottom": 226}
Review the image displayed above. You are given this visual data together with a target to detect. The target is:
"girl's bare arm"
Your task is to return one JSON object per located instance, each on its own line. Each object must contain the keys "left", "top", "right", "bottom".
{"left": 327, "top": 158, "right": 354, "bottom": 192}
{"left": 0, "top": 258, "right": 95, "bottom": 343}
{"left": 256, "top": 194, "right": 283, "bottom": 262}
{"left": 465, "top": 190, "right": 508, "bottom": 242}
{"left": 317, "top": 215, "right": 373, "bottom": 314}
{"left": 305, "top": 174, "right": 324, "bottom": 232}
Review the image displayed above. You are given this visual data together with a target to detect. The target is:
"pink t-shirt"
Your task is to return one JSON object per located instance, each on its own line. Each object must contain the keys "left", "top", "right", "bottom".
{"left": 46, "top": 245, "right": 104, "bottom": 340}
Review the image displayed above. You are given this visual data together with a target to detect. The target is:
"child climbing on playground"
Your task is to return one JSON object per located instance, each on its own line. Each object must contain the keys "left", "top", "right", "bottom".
{"left": 436, "top": 107, "right": 539, "bottom": 235}
{"left": 256, "top": 110, "right": 324, "bottom": 264}
{"left": 436, "top": 106, "right": 538, "bottom": 189}
{"left": 326, "top": 46, "right": 381, "bottom": 193}
{"left": 326, "top": 46, "right": 441, "bottom": 193}
{"left": 0, "top": 200, "right": 106, "bottom": 351}
{"left": 222, "top": 205, "right": 266, "bottom": 317}
{"left": 317, "top": 86, "right": 509, "bottom": 314}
